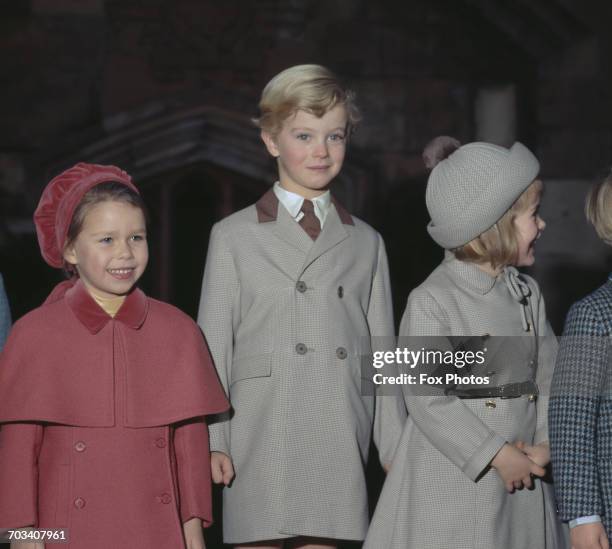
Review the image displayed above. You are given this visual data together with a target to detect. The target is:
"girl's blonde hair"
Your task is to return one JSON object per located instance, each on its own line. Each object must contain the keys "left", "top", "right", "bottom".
{"left": 253, "top": 64, "right": 360, "bottom": 136}
{"left": 454, "top": 179, "right": 543, "bottom": 269}
{"left": 585, "top": 174, "right": 612, "bottom": 246}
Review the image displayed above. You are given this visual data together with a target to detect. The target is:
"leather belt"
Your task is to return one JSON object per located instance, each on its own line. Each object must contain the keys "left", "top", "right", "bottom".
{"left": 446, "top": 380, "right": 538, "bottom": 399}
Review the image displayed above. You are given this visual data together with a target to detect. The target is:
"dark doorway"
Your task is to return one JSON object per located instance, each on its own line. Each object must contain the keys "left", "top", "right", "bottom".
{"left": 140, "top": 162, "right": 269, "bottom": 318}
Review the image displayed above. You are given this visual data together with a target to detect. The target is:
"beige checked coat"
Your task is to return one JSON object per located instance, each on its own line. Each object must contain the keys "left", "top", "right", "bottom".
{"left": 197, "top": 189, "right": 406, "bottom": 544}
{"left": 364, "top": 253, "right": 568, "bottom": 549}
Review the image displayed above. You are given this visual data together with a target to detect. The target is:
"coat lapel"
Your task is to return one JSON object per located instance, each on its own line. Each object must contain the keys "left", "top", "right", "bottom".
{"left": 256, "top": 188, "right": 313, "bottom": 253}
{"left": 255, "top": 188, "right": 354, "bottom": 278}
{"left": 274, "top": 197, "right": 316, "bottom": 253}
{"left": 300, "top": 203, "right": 350, "bottom": 274}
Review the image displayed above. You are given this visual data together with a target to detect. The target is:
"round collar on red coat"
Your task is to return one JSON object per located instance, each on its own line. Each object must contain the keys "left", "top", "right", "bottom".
{"left": 64, "top": 279, "right": 149, "bottom": 334}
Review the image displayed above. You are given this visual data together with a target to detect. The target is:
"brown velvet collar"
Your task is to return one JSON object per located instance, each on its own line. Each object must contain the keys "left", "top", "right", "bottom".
{"left": 65, "top": 279, "right": 148, "bottom": 334}
{"left": 255, "top": 188, "right": 355, "bottom": 226}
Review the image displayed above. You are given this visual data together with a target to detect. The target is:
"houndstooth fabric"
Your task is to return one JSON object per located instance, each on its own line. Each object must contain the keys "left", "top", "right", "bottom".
{"left": 549, "top": 278, "right": 612, "bottom": 533}
{"left": 426, "top": 142, "right": 540, "bottom": 248}
{"left": 364, "top": 252, "right": 567, "bottom": 549}
{"left": 197, "top": 190, "right": 406, "bottom": 544}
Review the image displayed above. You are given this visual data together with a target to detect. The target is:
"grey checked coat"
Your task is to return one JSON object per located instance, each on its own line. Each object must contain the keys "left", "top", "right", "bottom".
{"left": 197, "top": 189, "right": 406, "bottom": 544}
{"left": 364, "top": 253, "right": 567, "bottom": 549}
{"left": 549, "top": 277, "right": 612, "bottom": 533}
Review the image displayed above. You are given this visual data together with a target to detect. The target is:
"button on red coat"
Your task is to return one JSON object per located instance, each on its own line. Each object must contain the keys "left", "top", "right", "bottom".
{"left": 74, "top": 441, "right": 87, "bottom": 452}
{"left": 159, "top": 493, "right": 172, "bottom": 504}
{"left": 74, "top": 497, "right": 86, "bottom": 509}
{"left": 155, "top": 437, "right": 166, "bottom": 448}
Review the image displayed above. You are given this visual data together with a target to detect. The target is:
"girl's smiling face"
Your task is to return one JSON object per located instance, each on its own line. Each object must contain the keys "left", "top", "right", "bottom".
{"left": 261, "top": 104, "right": 348, "bottom": 199}
{"left": 513, "top": 185, "right": 546, "bottom": 267}
{"left": 63, "top": 200, "right": 148, "bottom": 299}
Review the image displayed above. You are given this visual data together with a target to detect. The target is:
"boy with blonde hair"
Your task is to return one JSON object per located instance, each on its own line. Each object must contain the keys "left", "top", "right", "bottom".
{"left": 198, "top": 64, "right": 405, "bottom": 549}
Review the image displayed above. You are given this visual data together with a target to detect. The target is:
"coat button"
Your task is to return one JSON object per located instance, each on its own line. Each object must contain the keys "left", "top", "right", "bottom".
{"left": 527, "top": 394, "right": 537, "bottom": 402}
{"left": 296, "top": 281, "right": 307, "bottom": 293}
{"left": 485, "top": 399, "right": 496, "bottom": 409}
{"left": 74, "top": 441, "right": 87, "bottom": 452}
{"left": 158, "top": 493, "right": 172, "bottom": 504}
{"left": 74, "top": 497, "right": 86, "bottom": 509}
{"left": 336, "top": 347, "right": 347, "bottom": 360}
{"left": 337, "top": 286, "right": 343, "bottom": 298}
{"left": 295, "top": 343, "right": 307, "bottom": 355}
{"left": 155, "top": 437, "right": 167, "bottom": 448}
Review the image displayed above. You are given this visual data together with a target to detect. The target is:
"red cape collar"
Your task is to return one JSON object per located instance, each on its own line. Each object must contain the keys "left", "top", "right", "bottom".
{"left": 63, "top": 279, "right": 148, "bottom": 334}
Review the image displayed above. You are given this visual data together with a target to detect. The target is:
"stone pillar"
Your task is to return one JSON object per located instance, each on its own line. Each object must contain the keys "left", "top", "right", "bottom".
{"left": 474, "top": 84, "right": 517, "bottom": 147}
{"left": 531, "top": 178, "right": 611, "bottom": 331}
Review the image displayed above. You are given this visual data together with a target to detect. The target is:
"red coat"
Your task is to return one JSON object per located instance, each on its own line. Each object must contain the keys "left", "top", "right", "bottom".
{"left": 0, "top": 280, "right": 229, "bottom": 548}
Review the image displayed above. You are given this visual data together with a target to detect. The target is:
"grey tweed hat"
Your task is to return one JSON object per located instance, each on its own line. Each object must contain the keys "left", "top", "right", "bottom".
{"left": 425, "top": 140, "right": 540, "bottom": 249}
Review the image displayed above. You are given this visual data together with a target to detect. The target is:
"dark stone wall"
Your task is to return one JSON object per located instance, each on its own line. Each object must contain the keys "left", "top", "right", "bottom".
{"left": 0, "top": 0, "right": 610, "bottom": 326}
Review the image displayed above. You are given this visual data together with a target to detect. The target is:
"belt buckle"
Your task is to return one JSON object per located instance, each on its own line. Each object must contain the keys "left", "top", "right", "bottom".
{"left": 526, "top": 381, "right": 538, "bottom": 402}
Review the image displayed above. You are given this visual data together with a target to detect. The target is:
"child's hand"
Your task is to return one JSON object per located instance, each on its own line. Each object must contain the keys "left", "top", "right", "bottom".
{"left": 211, "top": 451, "right": 234, "bottom": 485}
{"left": 514, "top": 440, "right": 550, "bottom": 467}
{"left": 183, "top": 517, "right": 206, "bottom": 549}
{"left": 570, "top": 522, "right": 609, "bottom": 549}
{"left": 490, "top": 443, "right": 546, "bottom": 492}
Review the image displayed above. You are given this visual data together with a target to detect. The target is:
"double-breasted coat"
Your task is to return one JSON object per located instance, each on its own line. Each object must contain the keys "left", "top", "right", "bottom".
{"left": 364, "top": 253, "right": 567, "bottom": 549}
{"left": 549, "top": 277, "right": 612, "bottom": 533}
{"left": 0, "top": 280, "right": 229, "bottom": 549}
{"left": 197, "top": 189, "right": 406, "bottom": 544}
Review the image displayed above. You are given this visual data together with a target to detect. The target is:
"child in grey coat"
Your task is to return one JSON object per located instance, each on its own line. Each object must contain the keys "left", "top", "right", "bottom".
{"left": 365, "top": 137, "right": 567, "bottom": 549}
{"left": 198, "top": 65, "right": 406, "bottom": 549}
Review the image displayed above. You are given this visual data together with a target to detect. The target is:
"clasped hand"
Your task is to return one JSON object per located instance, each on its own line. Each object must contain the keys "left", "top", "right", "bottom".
{"left": 490, "top": 441, "right": 549, "bottom": 493}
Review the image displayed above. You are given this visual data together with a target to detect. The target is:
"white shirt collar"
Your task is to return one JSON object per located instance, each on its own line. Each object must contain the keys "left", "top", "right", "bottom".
{"left": 273, "top": 182, "right": 332, "bottom": 227}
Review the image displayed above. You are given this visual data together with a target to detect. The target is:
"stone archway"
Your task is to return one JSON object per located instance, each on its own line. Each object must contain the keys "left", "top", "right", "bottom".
{"left": 45, "top": 103, "right": 367, "bottom": 202}
{"left": 43, "top": 104, "right": 369, "bottom": 306}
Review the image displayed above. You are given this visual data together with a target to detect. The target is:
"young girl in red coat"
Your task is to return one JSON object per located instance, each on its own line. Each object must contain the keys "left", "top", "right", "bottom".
{"left": 0, "top": 163, "right": 229, "bottom": 549}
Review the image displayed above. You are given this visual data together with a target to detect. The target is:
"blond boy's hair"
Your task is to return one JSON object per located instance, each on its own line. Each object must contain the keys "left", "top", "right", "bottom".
{"left": 253, "top": 64, "right": 360, "bottom": 135}
{"left": 453, "top": 179, "right": 543, "bottom": 269}
{"left": 585, "top": 174, "right": 612, "bottom": 246}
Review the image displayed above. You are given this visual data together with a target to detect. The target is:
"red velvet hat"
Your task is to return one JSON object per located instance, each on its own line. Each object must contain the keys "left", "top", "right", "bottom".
{"left": 34, "top": 163, "right": 139, "bottom": 268}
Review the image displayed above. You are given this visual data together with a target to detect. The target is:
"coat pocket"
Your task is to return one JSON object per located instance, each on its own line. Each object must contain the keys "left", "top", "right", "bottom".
{"left": 230, "top": 353, "right": 272, "bottom": 386}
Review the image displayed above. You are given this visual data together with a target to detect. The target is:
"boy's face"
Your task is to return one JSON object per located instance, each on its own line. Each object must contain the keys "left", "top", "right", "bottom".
{"left": 63, "top": 200, "right": 148, "bottom": 299}
{"left": 261, "top": 104, "right": 348, "bottom": 198}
